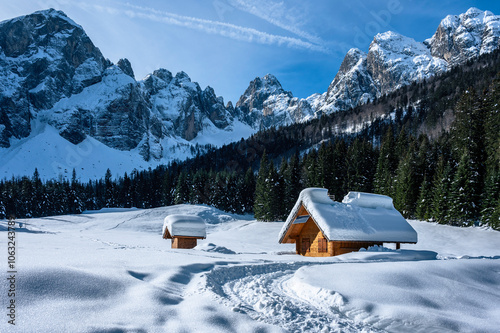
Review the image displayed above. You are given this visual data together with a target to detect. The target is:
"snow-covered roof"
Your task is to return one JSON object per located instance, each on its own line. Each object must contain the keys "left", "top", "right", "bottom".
{"left": 162, "top": 215, "right": 206, "bottom": 238}
{"left": 279, "top": 188, "right": 417, "bottom": 243}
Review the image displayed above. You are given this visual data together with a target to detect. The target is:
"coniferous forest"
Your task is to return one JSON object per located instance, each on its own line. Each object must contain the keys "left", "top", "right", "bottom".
{"left": 1, "top": 52, "right": 499, "bottom": 230}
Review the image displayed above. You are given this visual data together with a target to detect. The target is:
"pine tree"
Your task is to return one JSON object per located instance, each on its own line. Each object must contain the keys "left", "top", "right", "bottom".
{"left": 161, "top": 170, "right": 174, "bottom": 206}
{"left": 284, "top": 151, "right": 302, "bottom": 211}
{"left": 489, "top": 198, "right": 500, "bottom": 230}
{"left": 304, "top": 150, "right": 319, "bottom": 188}
{"left": 267, "top": 161, "right": 284, "bottom": 221}
{"left": 344, "top": 138, "right": 376, "bottom": 193}
{"left": 68, "top": 169, "right": 84, "bottom": 214}
{"left": 415, "top": 175, "right": 432, "bottom": 221}
{"left": 450, "top": 89, "right": 486, "bottom": 219}
{"left": 254, "top": 151, "right": 270, "bottom": 220}
{"left": 32, "top": 168, "right": 44, "bottom": 216}
{"left": 174, "top": 171, "right": 190, "bottom": 204}
{"left": 191, "top": 170, "right": 208, "bottom": 204}
{"left": 226, "top": 172, "right": 240, "bottom": 213}
{"left": 374, "top": 126, "right": 397, "bottom": 196}
{"left": 482, "top": 169, "right": 500, "bottom": 227}
{"left": 104, "top": 169, "right": 115, "bottom": 208}
{"left": 393, "top": 142, "right": 417, "bottom": 217}
{"left": 449, "top": 151, "right": 477, "bottom": 225}
{"left": 331, "top": 140, "right": 347, "bottom": 200}
{"left": 0, "top": 182, "right": 5, "bottom": 219}
{"left": 481, "top": 76, "right": 500, "bottom": 228}
{"left": 121, "top": 172, "right": 133, "bottom": 208}
{"left": 317, "top": 143, "right": 334, "bottom": 190}
{"left": 242, "top": 167, "right": 256, "bottom": 213}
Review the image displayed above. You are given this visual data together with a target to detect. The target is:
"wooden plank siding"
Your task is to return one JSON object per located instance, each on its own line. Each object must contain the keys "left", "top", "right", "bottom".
{"left": 282, "top": 200, "right": 415, "bottom": 257}
{"left": 295, "top": 216, "right": 383, "bottom": 257}
{"left": 297, "top": 218, "right": 332, "bottom": 257}
{"left": 172, "top": 237, "right": 198, "bottom": 249}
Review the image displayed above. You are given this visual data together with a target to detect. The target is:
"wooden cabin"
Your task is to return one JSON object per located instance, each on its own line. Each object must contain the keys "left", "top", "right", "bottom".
{"left": 279, "top": 189, "right": 417, "bottom": 257}
{"left": 162, "top": 215, "right": 206, "bottom": 249}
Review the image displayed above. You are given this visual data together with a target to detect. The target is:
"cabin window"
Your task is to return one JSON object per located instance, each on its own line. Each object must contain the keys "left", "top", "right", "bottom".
{"left": 318, "top": 238, "right": 327, "bottom": 253}
{"left": 301, "top": 238, "right": 310, "bottom": 253}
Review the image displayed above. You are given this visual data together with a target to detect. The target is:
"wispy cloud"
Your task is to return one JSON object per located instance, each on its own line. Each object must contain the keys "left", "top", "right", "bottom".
{"left": 108, "top": 2, "right": 331, "bottom": 54}
{"left": 227, "top": 0, "right": 325, "bottom": 46}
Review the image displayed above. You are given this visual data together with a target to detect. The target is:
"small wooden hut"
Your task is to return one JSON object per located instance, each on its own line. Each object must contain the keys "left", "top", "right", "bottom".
{"left": 279, "top": 188, "right": 417, "bottom": 257}
{"left": 162, "top": 215, "right": 206, "bottom": 249}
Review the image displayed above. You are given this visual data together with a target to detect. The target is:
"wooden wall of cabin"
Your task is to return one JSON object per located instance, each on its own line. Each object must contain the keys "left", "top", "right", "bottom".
{"left": 295, "top": 217, "right": 385, "bottom": 257}
{"left": 172, "top": 237, "right": 198, "bottom": 249}
{"left": 330, "top": 241, "right": 383, "bottom": 256}
{"left": 297, "top": 219, "right": 331, "bottom": 257}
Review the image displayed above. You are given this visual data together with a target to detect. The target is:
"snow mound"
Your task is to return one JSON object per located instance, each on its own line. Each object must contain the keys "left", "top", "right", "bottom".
{"left": 342, "top": 191, "right": 394, "bottom": 209}
{"left": 197, "top": 242, "right": 237, "bottom": 254}
{"left": 288, "top": 259, "right": 500, "bottom": 332}
{"left": 18, "top": 267, "right": 124, "bottom": 300}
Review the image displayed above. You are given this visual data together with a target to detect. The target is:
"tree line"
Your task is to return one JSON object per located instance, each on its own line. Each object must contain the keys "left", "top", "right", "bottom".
{"left": 1, "top": 76, "right": 499, "bottom": 230}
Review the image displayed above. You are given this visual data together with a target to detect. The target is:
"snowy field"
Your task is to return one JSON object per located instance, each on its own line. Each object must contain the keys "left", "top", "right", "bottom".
{"left": 1, "top": 204, "right": 499, "bottom": 332}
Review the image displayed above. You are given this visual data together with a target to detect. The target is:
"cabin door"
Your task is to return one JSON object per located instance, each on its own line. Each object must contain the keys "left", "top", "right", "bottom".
{"left": 301, "top": 238, "right": 310, "bottom": 254}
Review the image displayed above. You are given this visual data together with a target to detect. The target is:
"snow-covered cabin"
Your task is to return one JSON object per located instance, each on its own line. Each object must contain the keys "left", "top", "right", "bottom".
{"left": 162, "top": 215, "right": 207, "bottom": 249}
{"left": 278, "top": 188, "right": 417, "bottom": 257}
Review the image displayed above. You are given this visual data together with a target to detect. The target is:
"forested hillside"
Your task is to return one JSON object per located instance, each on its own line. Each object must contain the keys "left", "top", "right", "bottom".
{"left": 1, "top": 50, "right": 499, "bottom": 229}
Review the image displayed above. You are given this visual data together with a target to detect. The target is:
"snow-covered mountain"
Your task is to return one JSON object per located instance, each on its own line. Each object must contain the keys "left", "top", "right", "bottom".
{"left": 233, "top": 8, "right": 500, "bottom": 123}
{"left": 233, "top": 74, "right": 315, "bottom": 130}
{"left": 428, "top": 7, "right": 500, "bottom": 66}
{"left": 1, "top": 7, "right": 499, "bottom": 180}
{"left": 0, "top": 9, "right": 256, "bottom": 179}
{"left": 317, "top": 7, "right": 500, "bottom": 113}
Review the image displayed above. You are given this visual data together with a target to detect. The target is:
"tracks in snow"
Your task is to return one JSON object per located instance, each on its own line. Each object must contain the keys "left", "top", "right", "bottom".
{"left": 204, "top": 262, "right": 383, "bottom": 333}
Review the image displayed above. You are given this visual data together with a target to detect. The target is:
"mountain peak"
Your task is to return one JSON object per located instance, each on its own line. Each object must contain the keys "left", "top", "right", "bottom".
{"left": 175, "top": 71, "right": 191, "bottom": 82}
{"left": 22, "top": 8, "right": 81, "bottom": 29}
{"left": 463, "top": 7, "right": 485, "bottom": 18}
{"left": 370, "top": 31, "right": 429, "bottom": 57}
{"left": 117, "top": 58, "right": 135, "bottom": 79}
{"left": 262, "top": 73, "right": 281, "bottom": 86}
{"left": 429, "top": 7, "right": 500, "bottom": 65}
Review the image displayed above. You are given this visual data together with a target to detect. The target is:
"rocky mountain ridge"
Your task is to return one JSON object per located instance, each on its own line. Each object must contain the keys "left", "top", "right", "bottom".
{"left": 0, "top": 7, "right": 499, "bottom": 180}
{"left": 315, "top": 7, "right": 500, "bottom": 113}
{"left": 0, "top": 9, "right": 250, "bottom": 163}
{"left": 227, "top": 8, "right": 500, "bottom": 127}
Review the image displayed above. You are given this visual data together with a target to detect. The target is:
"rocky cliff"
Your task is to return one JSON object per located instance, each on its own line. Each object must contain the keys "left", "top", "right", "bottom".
{"left": 0, "top": 9, "right": 244, "bottom": 162}
{"left": 316, "top": 7, "right": 500, "bottom": 113}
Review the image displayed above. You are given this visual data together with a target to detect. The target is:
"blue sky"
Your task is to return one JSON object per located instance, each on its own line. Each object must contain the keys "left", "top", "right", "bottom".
{"left": 1, "top": 0, "right": 500, "bottom": 104}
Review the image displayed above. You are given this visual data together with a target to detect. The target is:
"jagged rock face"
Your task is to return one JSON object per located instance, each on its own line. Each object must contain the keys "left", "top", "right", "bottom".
{"left": 236, "top": 74, "right": 288, "bottom": 115}
{"left": 143, "top": 70, "right": 233, "bottom": 141}
{"left": 202, "top": 86, "right": 232, "bottom": 129}
{"left": 235, "top": 74, "right": 314, "bottom": 129}
{"left": 366, "top": 31, "right": 448, "bottom": 94}
{"left": 320, "top": 31, "right": 449, "bottom": 114}
{"left": 0, "top": 9, "right": 236, "bottom": 159}
{"left": 47, "top": 65, "right": 162, "bottom": 157}
{"left": 117, "top": 58, "right": 135, "bottom": 79}
{"left": 429, "top": 7, "right": 500, "bottom": 66}
{"left": 318, "top": 7, "right": 500, "bottom": 115}
{"left": 0, "top": 9, "right": 108, "bottom": 147}
{"left": 321, "top": 49, "right": 379, "bottom": 113}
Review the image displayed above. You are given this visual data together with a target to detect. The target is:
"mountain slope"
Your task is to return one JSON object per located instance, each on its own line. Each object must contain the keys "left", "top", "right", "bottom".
{"left": 0, "top": 9, "right": 109, "bottom": 147}
{"left": 0, "top": 9, "right": 256, "bottom": 178}
{"left": 1, "top": 7, "right": 499, "bottom": 181}
{"left": 316, "top": 7, "right": 500, "bottom": 113}
{"left": 234, "top": 74, "right": 315, "bottom": 129}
